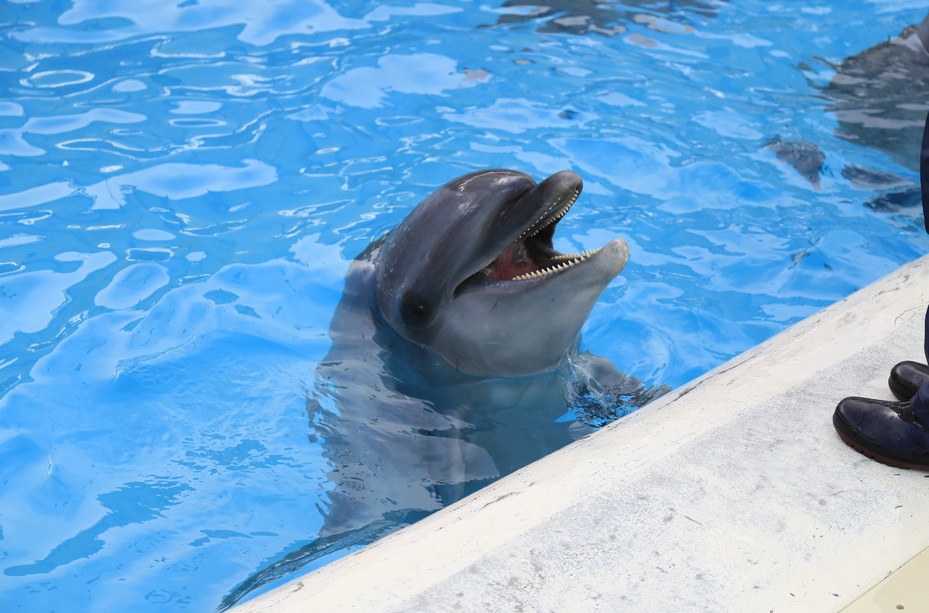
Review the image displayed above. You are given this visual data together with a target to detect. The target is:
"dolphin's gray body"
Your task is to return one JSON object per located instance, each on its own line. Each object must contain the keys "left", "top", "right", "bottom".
{"left": 220, "top": 170, "right": 664, "bottom": 608}
{"left": 823, "top": 12, "right": 929, "bottom": 171}
{"left": 765, "top": 137, "right": 827, "bottom": 187}
{"left": 487, "top": 0, "right": 726, "bottom": 37}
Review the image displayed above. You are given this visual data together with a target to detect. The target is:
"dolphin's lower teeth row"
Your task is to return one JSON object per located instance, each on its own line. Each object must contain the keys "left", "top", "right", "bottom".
{"left": 511, "top": 248, "right": 599, "bottom": 281}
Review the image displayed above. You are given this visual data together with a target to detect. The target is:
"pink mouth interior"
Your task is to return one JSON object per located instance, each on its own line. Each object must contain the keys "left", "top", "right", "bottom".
{"left": 485, "top": 242, "right": 542, "bottom": 280}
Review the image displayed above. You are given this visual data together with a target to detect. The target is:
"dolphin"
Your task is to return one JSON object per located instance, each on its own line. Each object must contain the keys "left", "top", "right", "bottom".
{"left": 764, "top": 137, "right": 826, "bottom": 188}
{"left": 219, "top": 169, "right": 664, "bottom": 609}
{"left": 374, "top": 169, "right": 629, "bottom": 375}
{"left": 823, "top": 11, "right": 929, "bottom": 170}
{"left": 485, "top": 0, "right": 727, "bottom": 37}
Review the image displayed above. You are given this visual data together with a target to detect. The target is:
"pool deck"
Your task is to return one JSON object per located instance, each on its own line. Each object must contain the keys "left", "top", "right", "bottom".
{"left": 237, "top": 254, "right": 929, "bottom": 612}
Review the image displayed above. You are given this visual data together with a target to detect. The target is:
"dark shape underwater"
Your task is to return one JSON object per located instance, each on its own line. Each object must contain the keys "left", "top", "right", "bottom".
{"left": 487, "top": 0, "right": 727, "bottom": 37}
{"left": 765, "top": 137, "right": 826, "bottom": 187}
{"left": 822, "top": 12, "right": 929, "bottom": 170}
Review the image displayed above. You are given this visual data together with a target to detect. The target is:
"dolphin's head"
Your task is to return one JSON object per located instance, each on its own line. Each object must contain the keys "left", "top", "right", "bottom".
{"left": 375, "top": 169, "right": 629, "bottom": 376}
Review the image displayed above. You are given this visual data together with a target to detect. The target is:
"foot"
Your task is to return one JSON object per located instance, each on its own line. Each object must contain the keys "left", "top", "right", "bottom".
{"left": 833, "top": 396, "right": 929, "bottom": 470}
{"left": 888, "top": 361, "right": 929, "bottom": 401}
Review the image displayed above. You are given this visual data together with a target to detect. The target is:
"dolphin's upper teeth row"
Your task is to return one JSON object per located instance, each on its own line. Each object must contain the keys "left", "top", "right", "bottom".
{"left": 511, "top": 248, "right": 599, "bottom": 281}
{"left": 515, "top": 188, "right": 580, "bottom": 243}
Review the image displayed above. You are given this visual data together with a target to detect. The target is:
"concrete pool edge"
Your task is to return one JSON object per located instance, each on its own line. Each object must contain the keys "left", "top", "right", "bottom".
{"left": 237, "top": 253, "right": 929, "bottom": 612}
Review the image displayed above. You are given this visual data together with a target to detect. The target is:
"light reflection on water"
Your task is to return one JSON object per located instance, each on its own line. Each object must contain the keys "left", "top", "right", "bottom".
{"left": 1, "top": 0, "right": 927, "bottom": 610}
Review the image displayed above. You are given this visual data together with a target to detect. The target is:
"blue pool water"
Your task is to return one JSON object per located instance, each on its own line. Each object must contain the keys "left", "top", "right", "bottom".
{"left": 2, "top": 0, "right": 928, "bottom": 610}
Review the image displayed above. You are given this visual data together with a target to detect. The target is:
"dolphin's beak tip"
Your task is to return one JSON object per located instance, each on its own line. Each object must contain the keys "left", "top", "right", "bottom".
{"left": 605, "top": 237, "right": 630, "bottom": 273}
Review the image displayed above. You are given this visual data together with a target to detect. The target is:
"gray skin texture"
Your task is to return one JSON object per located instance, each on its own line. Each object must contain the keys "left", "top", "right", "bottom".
{"left": 219, "top": 170, "right": 659, "bottom": 610}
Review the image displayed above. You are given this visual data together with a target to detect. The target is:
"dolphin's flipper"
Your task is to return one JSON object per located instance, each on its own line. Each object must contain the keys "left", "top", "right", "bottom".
{"left": 568, "top": 351, "right": 670, "bottom": 427}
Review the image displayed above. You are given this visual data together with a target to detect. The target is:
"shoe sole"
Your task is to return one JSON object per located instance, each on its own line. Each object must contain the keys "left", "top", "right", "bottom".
{"left": 832, "top": 412, "right": 929, "bottom": 471}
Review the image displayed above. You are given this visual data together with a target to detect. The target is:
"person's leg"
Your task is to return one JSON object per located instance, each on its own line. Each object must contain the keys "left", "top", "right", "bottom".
{"left": 910, "top": 304, "right": 929, "bottom": 424}
{"left": 912, "top": 381, "right": 929, "bottom": 426}
{"left": 832, "top": 305, "right": 929, "bottom": 469}
{"left": 925, "top": 303, "right": 929, "bottom": 366}
{"left": 922, "top": 107, "right": 929, "bottom": 229}
{"left": 888, "top": 305, "right": 929, "bottom": 400}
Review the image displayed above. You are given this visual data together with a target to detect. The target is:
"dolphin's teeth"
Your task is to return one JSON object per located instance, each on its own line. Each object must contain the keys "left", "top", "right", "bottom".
{"left": 551, "top": 246, "right": 600, "bottom": 264}
{"left": 518, "top": 188, "right": 581, "bottom": 242}
{"left": 509, "top": 241, "right": 604, "bottom": 282}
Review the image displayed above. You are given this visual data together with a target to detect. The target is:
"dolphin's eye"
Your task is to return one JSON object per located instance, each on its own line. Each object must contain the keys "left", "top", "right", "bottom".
{"left": 400, "top": 292, "right": 431, "bottom": 327}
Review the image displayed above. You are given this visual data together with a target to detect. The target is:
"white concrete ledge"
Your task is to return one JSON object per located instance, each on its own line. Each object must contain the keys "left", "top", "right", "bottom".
{"left": 238, "top": 254, "right": 929, "bottom": 612}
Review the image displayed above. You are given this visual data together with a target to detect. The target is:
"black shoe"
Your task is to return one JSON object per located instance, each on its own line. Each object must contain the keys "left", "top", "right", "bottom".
{"left": 833, "top": 396, "right": 929, "bottom": 470}
{"left": 888, "top": 361, "right": 929, "bottom": 401}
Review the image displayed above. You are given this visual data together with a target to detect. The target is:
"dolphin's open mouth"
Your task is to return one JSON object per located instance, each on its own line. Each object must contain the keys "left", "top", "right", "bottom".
{"left": 458, "top": 179, "right": 604, "bottom": 292}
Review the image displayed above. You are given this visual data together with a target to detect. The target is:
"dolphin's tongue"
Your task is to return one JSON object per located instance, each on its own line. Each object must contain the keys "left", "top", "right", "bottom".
{"left": 486, "top": 242, "right": 542, "bottom": 280}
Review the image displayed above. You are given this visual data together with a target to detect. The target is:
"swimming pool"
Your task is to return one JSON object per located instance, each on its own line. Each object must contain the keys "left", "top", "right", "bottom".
{"left": 1, "top": 0, "right": 927, "bottom": 610}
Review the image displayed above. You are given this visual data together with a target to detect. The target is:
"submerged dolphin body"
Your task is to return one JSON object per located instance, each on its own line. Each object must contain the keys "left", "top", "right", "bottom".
{"left": 487, "top": 0, "right": 727, "bottom": 37}
{"left": 220, "top": 170, "right": 665, "bottom": 608}
{"left": 823, "top": 12, "right": 929, "bottom": 171}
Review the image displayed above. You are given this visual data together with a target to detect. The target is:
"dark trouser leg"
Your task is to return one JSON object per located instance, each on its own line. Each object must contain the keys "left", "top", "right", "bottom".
{"left": 925, "top": 304, "right": 929, "bottom": 366}
{"left": 911, "top": 381, "right": 929, "bottom": 425}
{"left": 914, "top": 305, "right": 929, "bottom": 425}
